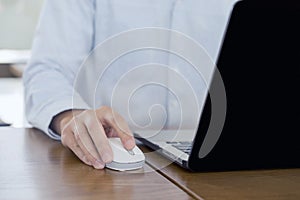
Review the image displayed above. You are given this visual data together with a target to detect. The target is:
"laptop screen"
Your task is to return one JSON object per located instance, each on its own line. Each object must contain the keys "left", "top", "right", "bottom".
{"left": 190, "top": 0, "right": 300, "bottom": 170}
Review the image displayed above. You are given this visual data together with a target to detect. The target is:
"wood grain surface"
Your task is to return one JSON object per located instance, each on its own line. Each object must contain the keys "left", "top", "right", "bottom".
{"left": 142, "top": 146, "right": 300, "bottom": 200}
{"left": 0, "top": 128, "right": 193, "bottom": 200}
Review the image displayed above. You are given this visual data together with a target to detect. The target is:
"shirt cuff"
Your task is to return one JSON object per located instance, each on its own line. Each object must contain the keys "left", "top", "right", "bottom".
{"left": 48, "top": 127, "right": 62, "bottom": 141}
{"left": 35, "top": 94, "right": 91, "bottom": 140}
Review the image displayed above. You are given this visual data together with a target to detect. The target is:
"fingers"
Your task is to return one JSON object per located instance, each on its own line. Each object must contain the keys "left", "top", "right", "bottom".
{"left": 96, "top": 106, "right": 136, "bottom": 150}
{"left": 75, "top": 134, "right": 105, "bottom": 169}
{"left": 59, "top": 106, "right": 134, "bottom": 169}
{"left": 77, "top": 111, "right": 113, "bottom": 163}
{"left": 61, "top": 118, "right": 105, "bottom": 169}
{"left": 62, "top": 132, "right": 92, "bottom": 166}
{"left": 72, "top": 119, "right": 106, "bottom": 169}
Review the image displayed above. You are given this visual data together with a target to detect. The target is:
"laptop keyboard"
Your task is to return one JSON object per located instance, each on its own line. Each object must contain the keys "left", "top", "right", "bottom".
{"left": 166, "top": 141, "right": 193, "bottom": 155}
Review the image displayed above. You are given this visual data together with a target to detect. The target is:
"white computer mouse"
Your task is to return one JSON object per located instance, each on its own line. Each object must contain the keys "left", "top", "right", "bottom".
{"left": 105, "top": 138, "right": 145, "bottom": 171}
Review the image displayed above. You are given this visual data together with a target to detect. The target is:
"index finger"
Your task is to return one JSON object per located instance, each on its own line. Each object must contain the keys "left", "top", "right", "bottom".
{"left": 77, "top": 110, "right": 113, "bottom": 163}
{"left": 97, "top": 107, "right": 136, "bottom": 150}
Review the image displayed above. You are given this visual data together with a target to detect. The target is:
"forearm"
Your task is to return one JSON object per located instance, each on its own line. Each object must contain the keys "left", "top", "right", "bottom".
{"left": 23, "top": 0, "right": 95, "bottom": 137}
{"left": 23, "top": 65, "right": 90, "bottom": 138}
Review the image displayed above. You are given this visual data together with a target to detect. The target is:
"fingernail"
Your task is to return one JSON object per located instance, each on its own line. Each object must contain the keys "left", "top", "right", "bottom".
{"left": 125, "top": 139, "right": 135, "bottom": 149}
{"left": 94, "top": 160, "right": 104, "bottom": 169}
{"left": 102, "top": 153, "right": 112, "bottom": 163}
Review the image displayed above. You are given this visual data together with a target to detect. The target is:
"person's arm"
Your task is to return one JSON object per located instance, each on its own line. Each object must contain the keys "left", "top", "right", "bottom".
{"left": 23, "top": 0, "right": 135, "bottom": 169}
{"left": 23, "top": 0, "right": 95, "bottom": 139}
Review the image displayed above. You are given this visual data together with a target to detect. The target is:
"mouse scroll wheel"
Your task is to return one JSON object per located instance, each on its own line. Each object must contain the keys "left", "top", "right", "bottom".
{"left": 127, "top": 150, "right": 135, "bottom": 155}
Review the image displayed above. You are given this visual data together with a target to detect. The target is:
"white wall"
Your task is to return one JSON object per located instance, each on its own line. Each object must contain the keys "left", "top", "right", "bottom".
{"left": 0, "top": 0, "right": 44, "bottom": 50}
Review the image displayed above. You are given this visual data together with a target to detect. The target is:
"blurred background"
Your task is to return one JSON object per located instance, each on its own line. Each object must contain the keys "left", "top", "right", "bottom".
{"left": 0, "top": 0, "right": 44, "bottom": 127}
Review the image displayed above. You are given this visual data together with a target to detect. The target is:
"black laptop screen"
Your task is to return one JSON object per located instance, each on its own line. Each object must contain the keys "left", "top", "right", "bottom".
{"left": 189, "top": 1, "right": 300, "bottom": 170}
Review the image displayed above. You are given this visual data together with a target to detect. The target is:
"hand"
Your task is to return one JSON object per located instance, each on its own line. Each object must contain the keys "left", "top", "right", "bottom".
{"left": 50, "top": 106, "right": 136, "bottom": 169}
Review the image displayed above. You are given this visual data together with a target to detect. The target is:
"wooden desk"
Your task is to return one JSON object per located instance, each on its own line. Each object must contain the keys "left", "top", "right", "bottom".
{"left": 143, "top": 147, "right": 300, "bottom": 200}
{"left": 1, "top": 128, "right": 299, "bottom": 200}
{"left": 0, "top": 128, "right": 193, "bottom": 200}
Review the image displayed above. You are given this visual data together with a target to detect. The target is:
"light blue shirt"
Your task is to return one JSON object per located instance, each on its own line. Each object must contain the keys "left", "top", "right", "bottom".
{"left": 23, "top": 0, "right": 237, "bottom": 140}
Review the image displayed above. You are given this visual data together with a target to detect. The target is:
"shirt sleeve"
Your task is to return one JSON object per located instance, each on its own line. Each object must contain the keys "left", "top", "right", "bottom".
{"left": 23, "top": 0, "right": 95, "bottom": 139}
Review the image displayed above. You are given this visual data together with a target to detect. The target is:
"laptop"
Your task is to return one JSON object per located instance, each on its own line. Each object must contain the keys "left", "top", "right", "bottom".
{"left": 134, "top": 0, "right": 300, "bottom": 171}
